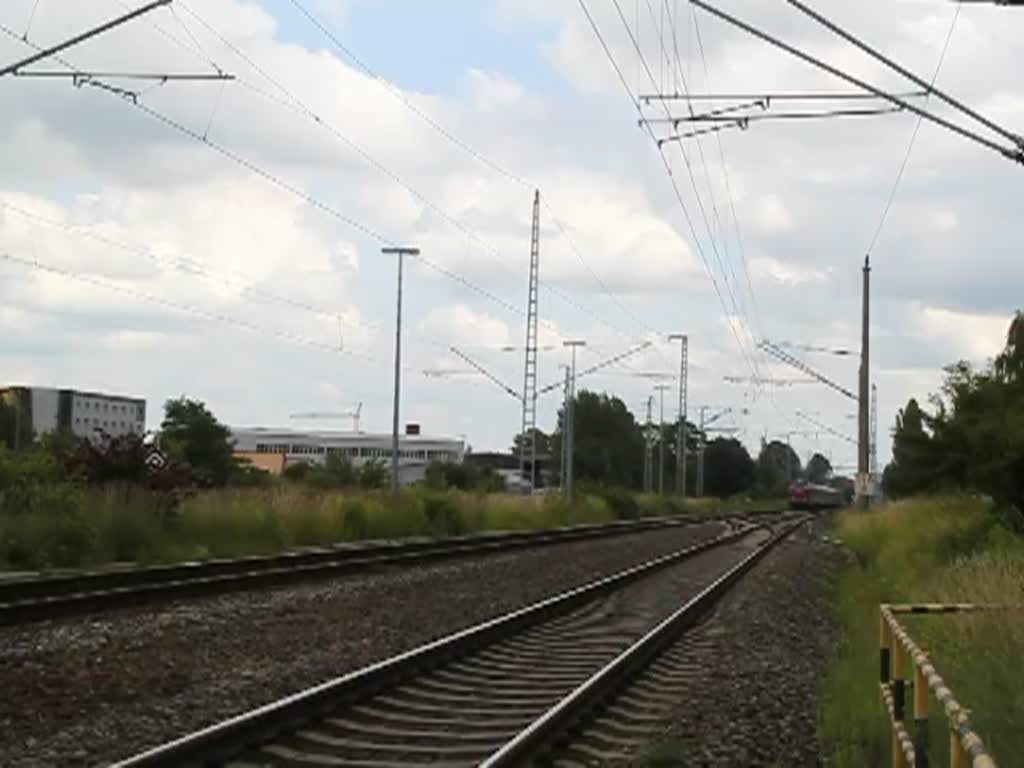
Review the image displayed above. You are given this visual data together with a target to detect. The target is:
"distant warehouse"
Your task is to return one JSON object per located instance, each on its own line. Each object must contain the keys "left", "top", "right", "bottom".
{"left": 231, "top": 424, "right": 466, "bottom": 486}
{"left": 0, "top": 385, "right": 146, "bottom": 445}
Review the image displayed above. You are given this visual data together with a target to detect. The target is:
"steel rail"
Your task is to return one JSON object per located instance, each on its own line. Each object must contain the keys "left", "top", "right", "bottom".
{"left": 0, "top": 509, "right": 782, "bottom": 625}
{"left": 109, "top": 521, "right": 784, "bottom": 767}
{"left": 481, "top": 519, "right": 800, "bottom": 765}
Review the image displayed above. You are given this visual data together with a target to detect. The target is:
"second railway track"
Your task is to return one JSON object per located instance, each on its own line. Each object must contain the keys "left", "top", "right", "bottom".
{"left": 112, "top": 514, "right": 804, "bottom": 767}
{"left": 0, "top": 508, "right": 783, "bottom": 626}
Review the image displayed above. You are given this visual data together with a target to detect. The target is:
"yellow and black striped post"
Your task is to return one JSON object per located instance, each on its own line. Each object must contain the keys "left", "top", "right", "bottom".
{"left": 880, "top": 613, "right": 891, "bottom": 684}
{"left": 913, "top": 663, "right": 929, "bottom": 767}
{"left": 892, "top": 639, "right": 908, "bottom": 768}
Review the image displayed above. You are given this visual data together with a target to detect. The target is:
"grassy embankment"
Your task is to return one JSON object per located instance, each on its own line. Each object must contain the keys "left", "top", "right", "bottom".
{"left": 820, "top": 497, "right": 1024, "bottom": 766}
{"left": 0, "top": 485, "right": 779, "bottom": 570}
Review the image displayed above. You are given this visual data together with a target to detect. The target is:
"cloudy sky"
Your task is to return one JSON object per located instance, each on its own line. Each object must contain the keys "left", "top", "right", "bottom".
{"left": 1, "top": 0, "right": 1021, "bottom": 469}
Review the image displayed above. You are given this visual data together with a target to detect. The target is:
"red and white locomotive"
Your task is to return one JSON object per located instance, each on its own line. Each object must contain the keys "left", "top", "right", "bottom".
{"left": 788, "top": 481, "right": 846, "bottom": 510}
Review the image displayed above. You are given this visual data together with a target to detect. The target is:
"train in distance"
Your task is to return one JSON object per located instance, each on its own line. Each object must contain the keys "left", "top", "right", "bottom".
{"left": 788, "top": 480, "right": 849, "bottom": 510}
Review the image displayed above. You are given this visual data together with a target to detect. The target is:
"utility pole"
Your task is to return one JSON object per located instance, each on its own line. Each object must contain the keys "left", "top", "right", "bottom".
{"left": 13, "top": 390, "right": 21, "bottom": 453}
{"left": 655, "top": 384, "right": 671, "bottom": 494}
{"left": 644, "top": 396, "right": 654, "bottom": 493}
{"left": 858, "top": 255, "right": 871, "bottom": 507}
{"left": 563, "top": 340, "right": 586, "bottom": 504}
{"left": 560, "top": 365, "right": 570, "bottom": 493}
{"left": 697, "top": 407, "right": 706, "bottom": 497}
{"left": 870, "top": 382, "right": 879, "bottom": 495}
{"left": 520, "top": 190, "right": 541, "bottom": 492}
{"left": 382, "top": 246, "right": 419, "bottom": 494}
{"left": 668, "top": 334, "right": 689, "bottom": 496}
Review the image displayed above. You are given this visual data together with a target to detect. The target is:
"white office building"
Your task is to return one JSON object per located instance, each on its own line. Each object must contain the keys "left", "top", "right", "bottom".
{"left": 1, "top": 386, "right": 146, "bottom": 442}
{"left": 231, "top": 426, "right": 466, "bottom": 486}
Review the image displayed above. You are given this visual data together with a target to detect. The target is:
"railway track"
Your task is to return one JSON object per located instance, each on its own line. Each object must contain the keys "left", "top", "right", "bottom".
{"left": 0, "top": 508, "right": 783, "bottom": 626}
{"left": 111, "top": 514, "right": 802, "bottom": 768}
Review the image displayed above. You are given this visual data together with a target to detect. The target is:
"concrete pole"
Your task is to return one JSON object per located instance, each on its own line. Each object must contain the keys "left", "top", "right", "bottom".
{"left": 858, "top": 255, "right": 871, "bottom": 506}
{"left": 382, "top": 246, "right": 419, "bottom": 494}
{"left": 563, "top": 340, "right": 586, "bottom": 504}
{"left": 655, "top": 384, "right": 670, "bottom": 495}
{"left": 697, "top": 406, "right": 706, "bottom": 498}
{"left": 565, "top": 364, "right": 573, "bottom": 493}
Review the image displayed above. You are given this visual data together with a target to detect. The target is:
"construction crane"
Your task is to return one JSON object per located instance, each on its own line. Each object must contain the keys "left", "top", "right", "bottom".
{"left": 290, "top": 403, "right": 363, "bottom": 432}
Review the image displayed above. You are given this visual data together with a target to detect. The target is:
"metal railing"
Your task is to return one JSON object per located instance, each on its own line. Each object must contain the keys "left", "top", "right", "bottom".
{"left": 879, "top": 603, "right": 998, "bottom": 768}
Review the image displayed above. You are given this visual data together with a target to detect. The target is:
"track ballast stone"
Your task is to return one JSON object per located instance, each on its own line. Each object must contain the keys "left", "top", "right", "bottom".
{"left": 552, "top": 516, "right": 843, "bottom": 767}
{"left": 0, "top": 521, "right": 726, "bottom": 767}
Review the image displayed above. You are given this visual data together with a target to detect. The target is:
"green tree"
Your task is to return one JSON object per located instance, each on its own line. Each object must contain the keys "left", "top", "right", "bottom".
{"left": 424, "top": 461, "right": 506, "bottom": 493}
{"left": 756, "top": 440, "right": 801, "bottom": 495}
{"left": 160, "top": 397, "right": 235, "bottom": 486}
{"left": 702, "top": 437, "right": 755, "bottom": 497}
{"left": 510, "top": 428, "right": 552, "bottom": 460}
{"left": 882, "top": 310, "right": 1024, "bottom": 524}
{"left": 324, "top": 451, "right": 357, "bottom": 487}
{"left": 882, "top": 397, "right": 939, "bottom": 497}
{"left": 563, "top": 390, "right": 645, "bottom": 490}
{"left": 994, "top": 310, "right": 1024, "bottom": 382}
{"left": 806, "top": 452, "right": 833, "bottom": 484}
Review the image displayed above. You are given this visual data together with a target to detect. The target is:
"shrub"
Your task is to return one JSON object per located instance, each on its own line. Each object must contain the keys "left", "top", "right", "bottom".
{"left": 422, "top": 492, "right": 466, "bottom": 536}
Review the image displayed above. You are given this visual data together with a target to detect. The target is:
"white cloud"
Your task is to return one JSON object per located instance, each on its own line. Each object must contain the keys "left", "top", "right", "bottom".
{"left": 916, "top": 306, "right": 1009, "bottom": 363}
{"left": 0, "top": 0, "right": 1021, "bottom": 460}
{"left": 419, "top": 304, "right": 513, "bottom": 348}
{"left": 750, "top": 256, "right": 829, "bottom": 286}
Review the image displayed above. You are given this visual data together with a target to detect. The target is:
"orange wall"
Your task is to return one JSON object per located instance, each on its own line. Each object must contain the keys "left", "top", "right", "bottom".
{"left": 235, "top": 451, "right": 286, "bottom": 475}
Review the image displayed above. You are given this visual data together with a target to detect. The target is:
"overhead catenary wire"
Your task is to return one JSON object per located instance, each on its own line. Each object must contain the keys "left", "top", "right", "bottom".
{"left": 663, "top": 106, "right": 904, "bottom": 124}
{"left": 0, "top": 0, "right": 171, "bottom": 78}
{"left": 0, "top": 251, "right": 386, "bottom": 363}
{"left": 687, "top": 0, "right": 1024, "bottom": 165}
{"left": 576, "top": 0, "right": 764, "bottom": 393}
{"left": 639, "top": 90, "right": 929, "bottom": 102}
{"left": 22, "top": 0, "right": 42, "bottom": 41}
{"left": 637, "top": 0, "right": 754, "bottom": 342}
{"left": 784, "top": 0, "right": 1023, "bottom": 150}
{"left": 0, "top": 22, "right": 531, "bottom": 327}
{"left": 689, "top": 8, "right": 767, "bottom": 357}
{"left": 794, "top": 410, "right": 856, "bottom": 445}
{"left": 657, "top": 123, "right": 741, "bottom": 145}
{"left": 173, "top": 4, "right": 637, "bottom": 344}
{"left": 279, "top": 0, "right": 665, "bottom": 346}
{"left": 0, "top": 198, "right": 526, "bottom": 361}
{"left": 865, "top": 4, "right": 962, "bottom": 257}
{"left": 151, "top": 3, "right": 667, "bottom": 355}
{"left": 649, "top": 0, "right": 759, "bottom": 353}
{"left": 601, "top": 0, "right": 765, "bottom": 387}
{"left": 12, "top": 70, "right": 234, "bottom": 80}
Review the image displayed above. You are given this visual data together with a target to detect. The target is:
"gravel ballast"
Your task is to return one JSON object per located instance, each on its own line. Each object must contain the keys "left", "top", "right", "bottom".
{"left": 0, "top": 520, "right": 728, "bottom": 767}
{"left": 563, "top": 515, "right": 844, "bottom": 767}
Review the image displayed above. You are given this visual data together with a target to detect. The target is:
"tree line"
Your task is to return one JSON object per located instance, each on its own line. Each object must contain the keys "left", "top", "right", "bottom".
{"left": 513, "top": 390, "right": 840, "bottom": 498}
{"left": 883, "top": 311, "right": 1023, "bottom": 528}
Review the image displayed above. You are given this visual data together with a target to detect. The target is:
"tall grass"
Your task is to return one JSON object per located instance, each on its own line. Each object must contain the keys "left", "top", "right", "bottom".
{"left": 820, "top": 497, "right": 1024, "bottom": 767}
{"left": 0, "top": 485, "right": 753, "bottom": 570}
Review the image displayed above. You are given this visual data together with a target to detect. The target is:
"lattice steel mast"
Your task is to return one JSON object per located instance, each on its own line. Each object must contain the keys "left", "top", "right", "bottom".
{"left": 519, "top": 190, "right": 541, "bottom": 490}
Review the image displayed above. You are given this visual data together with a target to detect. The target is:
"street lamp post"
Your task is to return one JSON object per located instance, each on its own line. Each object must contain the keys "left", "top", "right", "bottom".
{"left": 382, "top": 246, "right": 420, "bottom": 494}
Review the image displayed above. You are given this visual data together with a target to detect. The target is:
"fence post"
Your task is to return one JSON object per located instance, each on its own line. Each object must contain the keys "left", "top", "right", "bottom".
{"left": 893, "top": 639, "right": 908, "bottom": 768}
{"left": 914, "top": 663, "right": 929, "bottom": 767}
{"left": 880, "top": 611, "right": 891, "bottom": 684}
{"left": 950, "top": 731, "right": 966, "bottom": 768}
